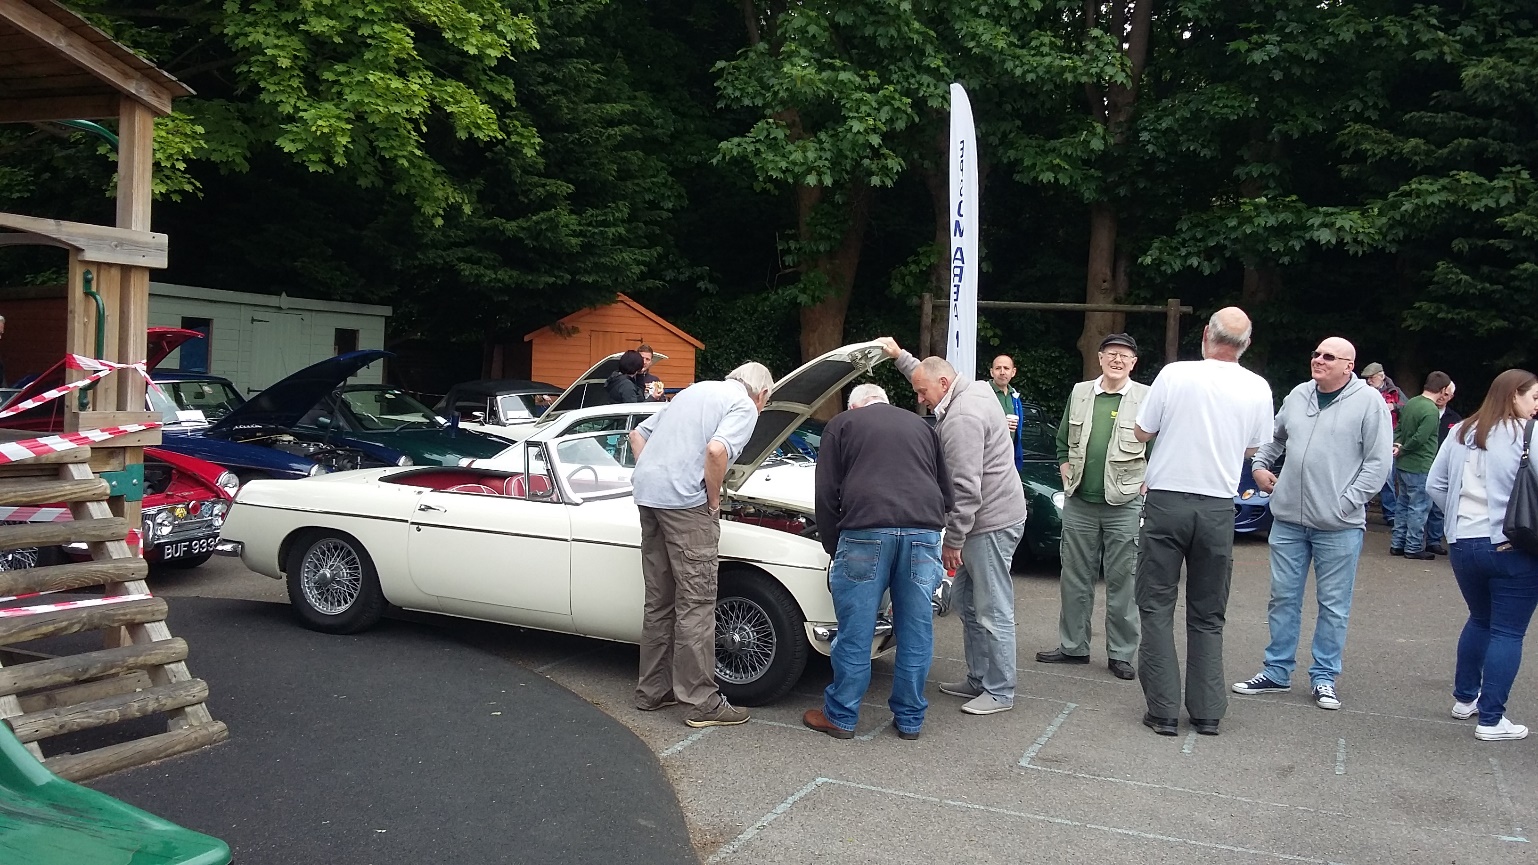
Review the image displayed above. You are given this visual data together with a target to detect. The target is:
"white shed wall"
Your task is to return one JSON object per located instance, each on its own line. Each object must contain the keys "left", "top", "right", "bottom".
{"left": 147, "top": 283, "right": 391, "bottom": 395}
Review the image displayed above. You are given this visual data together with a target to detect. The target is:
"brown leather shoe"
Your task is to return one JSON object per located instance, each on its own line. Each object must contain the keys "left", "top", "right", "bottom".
{"left": 802, "top": 708, "right": 854, "bottom": 739}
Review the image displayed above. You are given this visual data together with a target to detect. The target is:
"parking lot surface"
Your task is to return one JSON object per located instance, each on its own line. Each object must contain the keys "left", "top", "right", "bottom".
{"left": 155, "top": 524, "right": 1537, "bottom": 864}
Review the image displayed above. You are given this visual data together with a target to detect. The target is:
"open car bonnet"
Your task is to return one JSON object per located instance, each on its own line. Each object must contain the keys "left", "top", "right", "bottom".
{"left": 6, "top": 326, "right": 206, "bottom": 410}
{"left": 544, "top": 349, "right": 670, "bottom": 416}
{"left": 723, "top": 340, "right": 887, "bottom": 493}
{"left": 209, "top": 349, "right": 392, "bottom": 432}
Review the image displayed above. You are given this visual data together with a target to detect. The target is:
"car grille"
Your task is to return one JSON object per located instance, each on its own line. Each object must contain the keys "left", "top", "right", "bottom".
{"left": 142, "top": 500, "right": 227, "bottom": 546}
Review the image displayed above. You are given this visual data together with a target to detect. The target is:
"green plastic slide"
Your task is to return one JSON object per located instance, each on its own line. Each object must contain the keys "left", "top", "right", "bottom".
{"left": 0, "top": 724, "right": 230, "bottom": 865}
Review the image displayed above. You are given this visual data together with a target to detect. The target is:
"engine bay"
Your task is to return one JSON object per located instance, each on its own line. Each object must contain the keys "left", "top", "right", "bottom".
{"left": 723, "top": 498, "right": 819, "bottom": 540}
{"left": 224, "top": 427, "right": 383, "bottom": 473}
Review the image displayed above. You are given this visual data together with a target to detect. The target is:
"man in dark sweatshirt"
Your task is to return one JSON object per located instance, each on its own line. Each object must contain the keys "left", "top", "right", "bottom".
{"left": 1391, "top": 371, "right": 1452, "bottom": 559}
{"left": 804, "top": 384, "right": 953, "bottom": 740}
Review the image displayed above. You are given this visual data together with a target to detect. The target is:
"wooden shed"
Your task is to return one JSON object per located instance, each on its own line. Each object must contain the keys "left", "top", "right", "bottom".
{"left": 525, "top": 293, "right": 703, "bottom": 389}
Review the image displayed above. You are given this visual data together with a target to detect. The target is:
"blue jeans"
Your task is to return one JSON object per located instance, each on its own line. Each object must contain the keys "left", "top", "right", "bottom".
{"left": 1391, "top": 469, "right": 1431, "bottom": 554}
{"left": 1261, "top": 520, "right": 1365, "bottom": 687}
{"left": 824, "top": 528, "right": 944, "bottom": 734}
{"left": 954, "top": 521, "right": 1024, "bottom": 703}
{"left": 1426, "top": 503, "right": 1446, "bottom": 547}
{"left": 1450, "top": 538, "right": 1538, "bottom": 726}
{"left": 1379, "top": 479, "right": 1397, "bottom": 523}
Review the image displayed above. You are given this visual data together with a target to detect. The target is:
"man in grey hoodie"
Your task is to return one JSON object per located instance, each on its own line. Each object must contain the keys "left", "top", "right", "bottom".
{"left": 879, "top": 338, "right": 1028, "bottom": 716}
{"left": 1233, "top": 336, "right": 1393, "bottom": 711}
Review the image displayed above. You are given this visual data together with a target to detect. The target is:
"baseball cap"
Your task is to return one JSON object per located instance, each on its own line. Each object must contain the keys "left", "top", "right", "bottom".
{"left": 1099, "top": 333, "right": 1138, "bottom": 354}
{"left": 1360, "top": 362, "right": 1384, "bottom": 377}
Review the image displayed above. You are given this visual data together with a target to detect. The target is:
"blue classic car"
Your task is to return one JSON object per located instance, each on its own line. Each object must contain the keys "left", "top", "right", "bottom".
{"left": 1234, "top": 456, "right": 1275, "bottom": 535}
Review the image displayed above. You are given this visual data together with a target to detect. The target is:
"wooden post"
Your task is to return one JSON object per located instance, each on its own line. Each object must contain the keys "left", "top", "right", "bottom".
{"left": 1164, "top": 298, "right": 1182, "bottom": 365}
{"left": 918, "top": 292, "right": 932, "bottom": 364}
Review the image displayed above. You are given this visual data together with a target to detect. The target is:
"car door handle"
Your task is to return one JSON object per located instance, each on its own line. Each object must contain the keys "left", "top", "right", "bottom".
{"left": 418, "top": 503, "right": 446, "bottom": 513}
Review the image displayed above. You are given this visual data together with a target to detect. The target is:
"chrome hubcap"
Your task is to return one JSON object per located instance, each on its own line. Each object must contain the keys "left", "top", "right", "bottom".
{"left": 715, "top": 597, "right": 775, "bottom": 684}
{"left": 300, "top": 539, "right": 362, "bottom": 615}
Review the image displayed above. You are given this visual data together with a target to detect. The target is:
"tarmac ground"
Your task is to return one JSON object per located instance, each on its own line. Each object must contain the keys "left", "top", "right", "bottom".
{"left": 133, "top": 519, "right": 1537, "bottom": 864}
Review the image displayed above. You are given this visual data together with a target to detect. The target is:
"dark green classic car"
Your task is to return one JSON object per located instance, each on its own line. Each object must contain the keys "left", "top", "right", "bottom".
{"left": 1014, "top": 402, "right": 1065, "bottom": 563}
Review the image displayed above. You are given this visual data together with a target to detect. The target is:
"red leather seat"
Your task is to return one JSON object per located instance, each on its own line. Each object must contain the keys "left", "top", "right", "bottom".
{"left": 446, "top": 483, "right": 500, "bottom": 496}
{"left": 503, "top": 474, "right": 553, "bottom": 499}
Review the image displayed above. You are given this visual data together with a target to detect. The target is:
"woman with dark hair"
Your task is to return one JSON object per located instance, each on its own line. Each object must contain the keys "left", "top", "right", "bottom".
{"left": 605, "top": 350, "right": 646, "bottom": 403}
{"left": 1428, "top": 369, "right": 1538, "bottom": 741}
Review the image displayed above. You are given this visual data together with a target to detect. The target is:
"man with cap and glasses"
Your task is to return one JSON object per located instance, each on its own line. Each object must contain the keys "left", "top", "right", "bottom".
{"left": 1036, "top": 333, "right": 1151, "bottom": 681}
{"left": 1233, "top": 337, "right": 1392, "bottom": 711}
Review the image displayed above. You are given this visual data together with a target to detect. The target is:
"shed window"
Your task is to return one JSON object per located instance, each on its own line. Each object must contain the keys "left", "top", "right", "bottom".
{"left": 334, "top": 328, "right": 359, "bottom": 355}
{"left": 179, "top": 317, "right": 211, "bottom": 372}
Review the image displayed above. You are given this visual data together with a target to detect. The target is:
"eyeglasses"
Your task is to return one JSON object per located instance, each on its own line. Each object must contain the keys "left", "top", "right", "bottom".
{"left": 1100, "top": 351, "right": 1135, "bottom": 362}
{"left": 1311, "top": 351, "right": 1353, "bottom": 363}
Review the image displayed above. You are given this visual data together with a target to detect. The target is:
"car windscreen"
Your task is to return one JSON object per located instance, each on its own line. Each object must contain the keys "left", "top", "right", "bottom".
{"left": 161, "top": 379, "right": 245, "bottom": 420}
{"left": 1019, "top": 404, "right": 1057, "bottom": 458}
{"left": 552, "top": 431, "right": 635, "bottom": 496}
{"left": 337, "top": 388, "right": 444, "bottom": 432}
{"left": 497, "top": 393, "right": 539, "bottom": 422}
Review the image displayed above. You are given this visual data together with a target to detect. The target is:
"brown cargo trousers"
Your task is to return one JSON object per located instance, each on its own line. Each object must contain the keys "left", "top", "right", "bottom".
{"left": 636, "top": 503, "right": 723, "bottom": 709}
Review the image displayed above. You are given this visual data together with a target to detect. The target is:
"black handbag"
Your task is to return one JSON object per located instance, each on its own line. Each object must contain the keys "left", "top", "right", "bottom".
{"left": 1502, "top": 419, "right": 1538, "bottom": 555}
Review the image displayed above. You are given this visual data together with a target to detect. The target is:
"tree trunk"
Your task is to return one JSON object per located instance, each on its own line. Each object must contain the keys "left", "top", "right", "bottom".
{"left": 797, "top": 183, "right": 872, "bottom": 418}
{"left": 1240, "top": 263, "right": 1283, "bottom": 372}
{"left": 923, "top": 162, "right": 948, "bottom": 357}
{"left": 1076, "top": 202, "right": 1122, "bottom": 377}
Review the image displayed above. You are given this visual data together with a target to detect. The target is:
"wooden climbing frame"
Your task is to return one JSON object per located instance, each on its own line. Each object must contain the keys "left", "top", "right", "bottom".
{"left": 0, "top": 0, "right": 225, "bottom": 780}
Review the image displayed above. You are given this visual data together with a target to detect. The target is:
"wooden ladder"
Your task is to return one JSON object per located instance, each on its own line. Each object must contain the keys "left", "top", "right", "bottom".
{"left": 0, "top": 446, "right": 226, "bottom": 781}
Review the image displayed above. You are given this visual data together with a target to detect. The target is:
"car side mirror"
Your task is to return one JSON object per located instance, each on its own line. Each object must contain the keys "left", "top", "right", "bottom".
{"left": 314, "top": 415, "right": 333, "bottom": 430}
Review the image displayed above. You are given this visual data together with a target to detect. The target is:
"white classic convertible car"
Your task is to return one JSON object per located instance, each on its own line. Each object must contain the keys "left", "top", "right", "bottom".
{"left": 218, "top": 341, "right": 890, "bottom": 705}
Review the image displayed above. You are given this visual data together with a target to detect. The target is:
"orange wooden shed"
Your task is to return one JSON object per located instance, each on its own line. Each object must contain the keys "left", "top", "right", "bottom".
{"left": 525, "top": 293, "right": 703, "bottom": 389}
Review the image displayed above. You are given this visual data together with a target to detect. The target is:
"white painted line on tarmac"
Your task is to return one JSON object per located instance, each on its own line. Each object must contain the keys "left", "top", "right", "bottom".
{"left": 1181, "top": 731, "right": 1197, "bottom": 755}
{"left": 1231, "top": 693, "right": 1467, "bottom": 727}
{"left": 1490, "top": 757, "right": 1527, "bottom": 841}
{"left": 711, "top": 775, "right": 1356, "bottom": 864}
{"left": 660, "top": 729, "right": 713, "bottom": 757}
{"left": 1020, "top": 763, "right": 1526, "bottom": 845}
{"left": 706, "top": 777, "right": 827, "bottom": 863}
{"left": 1335, "top": 739, "right": 1347, "bottom": 776}
{"left": 855, "top": 712, "right": 895, "bottom": 741}
{"left": 1018, "top": 702, "right": 1077, "bottom": 766}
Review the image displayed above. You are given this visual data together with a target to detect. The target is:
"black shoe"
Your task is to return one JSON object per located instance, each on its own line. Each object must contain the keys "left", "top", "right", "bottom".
{"left": 1036, "top": 649, "right": 1090, "bottom": 665}
{"left": 892, "top": 721, "right": 920, "bottom": 741}
{"left": 1142, "top": 712, "right": 1178, "bottom": 736}
{"left": 1406, "top": 550, "right": 1436, "bottom": 560}
{"left": 1190, "top": 718, "right": 1221, "bottom": 736}
{"left": 1108, "top": 659, "right": 1136, "bottom": 680}
{"left": 1427, "top": 543, "right": 1448, "bottom": 556}
{"left": 1389, "top": 547, "right": 1404, "bottom": 556}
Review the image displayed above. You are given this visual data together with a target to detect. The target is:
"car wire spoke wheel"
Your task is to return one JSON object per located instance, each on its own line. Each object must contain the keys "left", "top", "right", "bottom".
{"left": 715, "top": 596, "right": 777, "bottom": 684}
{"left": 0, "top": 547, "right": 38, "bottom": 572}
{"left": 300, "top": 539, "right": 364, "bottom": 615}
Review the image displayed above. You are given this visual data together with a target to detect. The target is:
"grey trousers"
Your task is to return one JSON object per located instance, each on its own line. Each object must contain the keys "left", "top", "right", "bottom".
{"left": 1135, "top": 490, "right": 1235, "bottom": 720}
{"left": 954, "top": 520, "right": 1025, "bottom": 703}
{"left": 636, "top": 504, "right": 722, "bottom": 709}
{"left": 1057, "top": 496, "right": 1142, "bottom": 662}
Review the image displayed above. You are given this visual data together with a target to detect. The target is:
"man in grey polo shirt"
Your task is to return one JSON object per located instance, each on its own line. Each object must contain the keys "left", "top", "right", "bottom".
{"left": 628, "top": 362, "right": 773, "bottom": 728}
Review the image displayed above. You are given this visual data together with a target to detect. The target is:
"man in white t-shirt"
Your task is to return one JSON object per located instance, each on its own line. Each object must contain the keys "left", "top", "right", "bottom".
{"left": 1132, "top": 307, "right": 1274, "bottom": 737}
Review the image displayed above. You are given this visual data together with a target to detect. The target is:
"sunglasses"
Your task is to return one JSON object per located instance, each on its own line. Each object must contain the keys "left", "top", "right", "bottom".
{"left": 1311, "top": 351, "right": 1353, "bottom": 363}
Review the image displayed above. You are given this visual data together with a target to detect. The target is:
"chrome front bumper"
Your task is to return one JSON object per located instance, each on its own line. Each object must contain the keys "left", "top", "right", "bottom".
{"left": 810, "top": 618, "right": 894, "bottom": 643}
{"left": 214, "top": 540, "right": 243, "bottom": 557}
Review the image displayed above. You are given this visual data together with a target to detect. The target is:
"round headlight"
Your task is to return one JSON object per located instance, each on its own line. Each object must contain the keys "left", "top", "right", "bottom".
{"left": 396, "top": 455, "right": 414, "bottom": 467}
{"left": 216, "top": 471, "right": 240, "bottom": 496}
{"left": 1051, "top": 491, "right": 1066, "bottom": 510}
{"left": 307, "top": 464, "right": 327, "bottom": 477}
{"left": 154, "top": 510, "right": 175, "bottom": 526}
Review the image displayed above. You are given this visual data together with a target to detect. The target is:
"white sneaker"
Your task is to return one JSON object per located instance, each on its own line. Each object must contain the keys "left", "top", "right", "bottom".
{"left": 1452, "top": 696, "right": 1480, "bottom": 720}
{"left": 960, "top": 693, "right": 1013, "bottom": 715}
{"left": 1474, "top": 717, "right": 1529, "bottom": 741}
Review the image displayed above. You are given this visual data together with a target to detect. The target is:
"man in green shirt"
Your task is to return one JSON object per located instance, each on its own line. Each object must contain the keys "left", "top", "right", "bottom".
{"left": 1391, "top": 370, "right": 1453, "bottom": 560}
{"left": 1036, "top": 334, "right": 1151, "bottom": 680}
{"left": 989, "top": 355, "right": 1026, "bottom": 471}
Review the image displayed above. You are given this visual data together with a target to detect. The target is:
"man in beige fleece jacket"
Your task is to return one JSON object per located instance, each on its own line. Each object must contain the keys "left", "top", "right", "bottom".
{"left": 879, "top": 338, "right": 1028, "bottom": 715}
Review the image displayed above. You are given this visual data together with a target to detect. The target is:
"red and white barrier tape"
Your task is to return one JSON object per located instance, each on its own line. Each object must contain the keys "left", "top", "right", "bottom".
{"left": 0, "top": 423, "right": 161, "bottom": 467}
{"left": 0, "top": 506, "right": 73, "bottom": 523}
{"left": 0, "top": 354, "right": 162, "bottom": 423}
{"left": 0, "top": 593, "right": 152, "bottom": 618}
